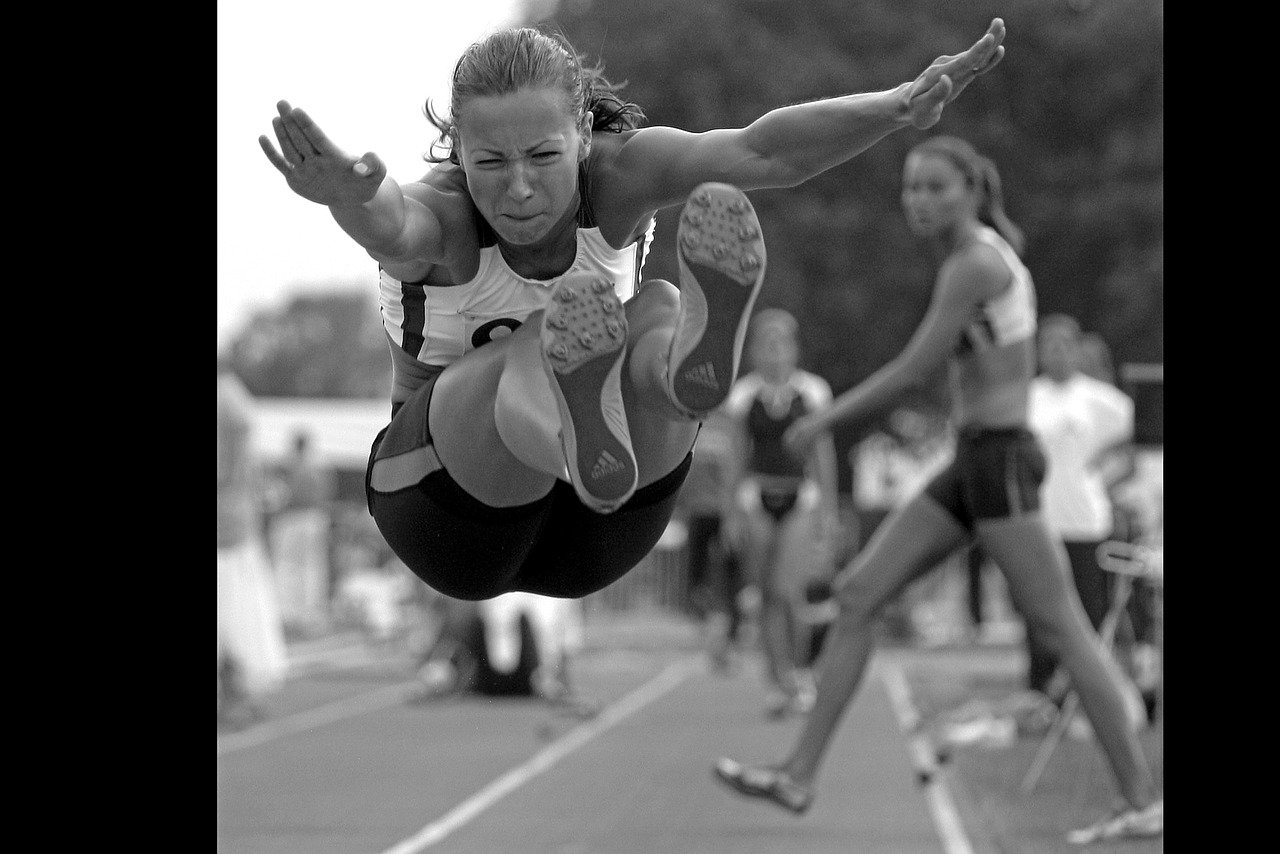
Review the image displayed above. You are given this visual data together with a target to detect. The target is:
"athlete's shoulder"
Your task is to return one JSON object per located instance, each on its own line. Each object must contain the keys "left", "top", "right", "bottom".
{"left": 725, "top": 372, "right": 764, "bottom": 414}
{"left": 939, "top": 237, "right": 1012, "bottom": 304}
{"left": 792, "top": 370, "right": 833, "bottom": 404}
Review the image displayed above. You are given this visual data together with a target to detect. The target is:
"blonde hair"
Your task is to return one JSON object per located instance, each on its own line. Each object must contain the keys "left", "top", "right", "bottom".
{"left": 424, "top": 27, "right": 645, "bottom": 164}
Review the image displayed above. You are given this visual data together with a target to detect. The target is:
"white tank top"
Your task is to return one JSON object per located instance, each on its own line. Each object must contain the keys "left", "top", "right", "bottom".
{"left": 379, "top": 221, "right": 654, "bottom": 401}
{"left": 957, "top": 226, "right": 1036, "bottom": 353}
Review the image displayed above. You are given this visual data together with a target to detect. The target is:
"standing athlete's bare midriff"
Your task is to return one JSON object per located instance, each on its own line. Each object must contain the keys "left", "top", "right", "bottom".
{"left": 949, "top": 336, "right": 1035, "bottom": 430}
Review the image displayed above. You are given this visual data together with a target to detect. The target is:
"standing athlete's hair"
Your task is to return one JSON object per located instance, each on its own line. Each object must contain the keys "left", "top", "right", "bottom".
{"left": 424, "top": 27, "right": 646, "bottom": 164}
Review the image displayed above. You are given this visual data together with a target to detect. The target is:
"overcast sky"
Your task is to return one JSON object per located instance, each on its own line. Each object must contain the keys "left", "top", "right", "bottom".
{"left": 217, "top": 0, "right": 522, "bottom": 349}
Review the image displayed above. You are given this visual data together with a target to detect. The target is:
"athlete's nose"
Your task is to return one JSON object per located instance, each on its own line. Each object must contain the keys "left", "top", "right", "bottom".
{"left": 507, "top": 162, "right": 535, "bottom": 200}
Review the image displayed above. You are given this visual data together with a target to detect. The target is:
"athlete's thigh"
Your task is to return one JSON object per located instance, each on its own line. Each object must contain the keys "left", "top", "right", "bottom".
{"left": 512, "top": 452, "right": 692, "bottom": 598}
{"left": 833, "top": 492, "right": 970, "bottom": 614}
{"left": 976, "top": 515, "right": 1088, "bottom": 632}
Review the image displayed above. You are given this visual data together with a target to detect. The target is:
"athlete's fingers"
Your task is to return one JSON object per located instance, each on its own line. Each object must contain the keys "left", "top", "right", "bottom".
{"left": 290, "top": 107, "right": 332, "bottom": 158}
{"left": 986, "top": 18, "right": 1006, "bottom": 48}
{"left": 271, "top": 115, "right": 303, "bottom": 165}
{"left": 258, "top": 135, "right": 290, "bottom": 174}
{"left": 977, "top": 45, "right": 1005, "bottom": 76}
{"left": 278, "top": 111, "right": 315, "bottom": 162}
{"left": 915, "top": 74, "right": 953, "bottom": 111}
{"left": 963, "top": 20, "right": 1005, "bottom": 73}
{"left": 352, "top": 150, "right": 385, "bottom": 179}
{"left": 905, "top": 58, "right": 944, "bottom": 103}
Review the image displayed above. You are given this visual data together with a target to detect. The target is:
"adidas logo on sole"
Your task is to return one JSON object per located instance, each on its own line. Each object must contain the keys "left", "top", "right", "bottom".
{"left": 591, "top": 450, "right": 627, "bottom": 480}
{"left": 682, "top": 362, "right": 720, "bottom": 390}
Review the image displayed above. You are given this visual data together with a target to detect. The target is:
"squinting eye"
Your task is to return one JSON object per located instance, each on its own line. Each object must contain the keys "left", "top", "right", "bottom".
{"left": 533, "top": 152, "right": 559, "bottom": 161}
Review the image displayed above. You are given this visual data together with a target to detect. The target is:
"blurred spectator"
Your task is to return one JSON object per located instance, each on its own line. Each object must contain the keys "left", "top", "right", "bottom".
{"left": 217, "top": 361, "right": 288, "bottom": 728}
{"left": 1079, "top": 331, "right": 1118, "bottom": 384}
{"left": 412, "top": 590, "right": 596, "bottom": 716}
{"left": 1027, "top": 315, "right": 1145, "bottom": 724}
{"left": 269, "top": 429, "right": 336, "bottom": 638}
{"left": 334, "top": 548, "right": 417, "bottom": 647}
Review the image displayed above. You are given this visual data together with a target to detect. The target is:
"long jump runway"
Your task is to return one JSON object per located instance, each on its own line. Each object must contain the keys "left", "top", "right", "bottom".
{"left": 217, "top": 633, "right": 982, "bottom": 853}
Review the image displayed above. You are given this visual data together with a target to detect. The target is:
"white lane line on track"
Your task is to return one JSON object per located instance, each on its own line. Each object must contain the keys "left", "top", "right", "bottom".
{"left": 380, "top": 655, "right": 701, "bottom": 854}
{"left": 878, "top": 657, "right": 974, "bottom": 854}
{"left": 217, "top": 682, "right": 419, "bottom": 757}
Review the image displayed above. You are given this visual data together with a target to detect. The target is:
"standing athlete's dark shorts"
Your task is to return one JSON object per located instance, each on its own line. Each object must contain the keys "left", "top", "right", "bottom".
{"left": 923, "top": 425, "right": 1048, "bottom": 531}
{"left": 365, "top": 372, "right": 692, "bottom": 601}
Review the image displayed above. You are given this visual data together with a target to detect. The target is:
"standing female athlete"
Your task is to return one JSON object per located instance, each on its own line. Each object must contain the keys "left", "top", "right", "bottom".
{"left": 723, "top": 309, "right": 839, "bottom": 718}
{"left": 713, "top": 136, "right": 1161, "bottom": 845}
{"left": 258, "top": 22, "right": 1006, "bottom": 604}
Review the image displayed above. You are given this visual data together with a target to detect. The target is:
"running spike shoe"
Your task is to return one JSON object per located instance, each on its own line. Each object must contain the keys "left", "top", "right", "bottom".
{"left": 712, "top": 757, "right": 813, "bottom": 815}
{"left": 541, "top": 273, "right": 637, "bottom": 513}
{"left": 665, "top": 183, "right": 767, "bottom": 418}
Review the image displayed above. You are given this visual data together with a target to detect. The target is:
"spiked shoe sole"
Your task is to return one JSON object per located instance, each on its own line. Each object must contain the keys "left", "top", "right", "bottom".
{"left": 541, "top": 273, "right": 637, "bottom": 513}
{"left": 667, "top": 183, "right": 767, "bottom": 417}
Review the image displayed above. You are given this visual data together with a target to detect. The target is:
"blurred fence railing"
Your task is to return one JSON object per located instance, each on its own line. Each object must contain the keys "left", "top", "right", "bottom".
{"left": 584, "top": 525, "right": 690, "bottom": 614}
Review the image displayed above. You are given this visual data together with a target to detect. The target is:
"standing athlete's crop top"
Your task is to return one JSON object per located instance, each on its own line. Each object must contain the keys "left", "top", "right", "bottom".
{"left": 725, "top": 371, "right": 833, "bottom": 479}
{"left": 955, "top": 226, "right": 1037, "bottom": 355}
{"left": 378, "top": 205, "right": 655, "bottom": 404}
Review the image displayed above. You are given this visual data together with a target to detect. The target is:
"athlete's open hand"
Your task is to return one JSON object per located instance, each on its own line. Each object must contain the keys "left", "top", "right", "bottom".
{"left": 259, "top": 100, "right": 388, "bottom": 207}
{"left": 898, "top": 18, "right": 1006, "bottom": 130}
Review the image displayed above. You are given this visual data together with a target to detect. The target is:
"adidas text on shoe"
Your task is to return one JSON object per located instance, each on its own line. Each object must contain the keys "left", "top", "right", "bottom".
{"left": 666, "top": 183, "right": 766, "bottom": 418}
{"left": 541, "top": 273, "right": 637, "bottom": 513}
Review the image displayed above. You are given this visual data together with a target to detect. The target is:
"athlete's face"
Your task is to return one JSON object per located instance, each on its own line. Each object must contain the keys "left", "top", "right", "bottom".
{"left": 457, "top": 87, "right": 589, "bottom": 247}
{"left": 749, "top": 322, "right": 798, "bottom": 377}
{"left": 900, "top": 152, "right": 976, "bottom": 237}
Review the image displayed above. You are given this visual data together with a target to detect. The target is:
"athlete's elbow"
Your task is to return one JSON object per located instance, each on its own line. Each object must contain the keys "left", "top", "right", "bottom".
{"left": 365, "top": 242, "right": 416, "bottom": 268}
{"left": 756, "top": 158, "right": 810, "bottom": 189}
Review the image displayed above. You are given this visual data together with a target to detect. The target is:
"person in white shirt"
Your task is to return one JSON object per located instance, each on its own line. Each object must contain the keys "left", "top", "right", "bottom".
{"left": 1027, "top": 315, "right": 1135, "bottom": 700}
{"left": 217, "top": 362, "right": 289, "bottom": 728}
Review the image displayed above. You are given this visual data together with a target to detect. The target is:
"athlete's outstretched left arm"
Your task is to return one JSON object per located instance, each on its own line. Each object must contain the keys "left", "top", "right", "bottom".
{"left": 785, "top": 252, "right": 999, "bottom": 456}
{"left": 609, "top": 19, "right": 1005, "bottom": 215}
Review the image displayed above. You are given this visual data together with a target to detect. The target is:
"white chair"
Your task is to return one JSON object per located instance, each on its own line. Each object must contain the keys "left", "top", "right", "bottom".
{"left": 1020, "top": 537, "right": 1163, "bottom": 794}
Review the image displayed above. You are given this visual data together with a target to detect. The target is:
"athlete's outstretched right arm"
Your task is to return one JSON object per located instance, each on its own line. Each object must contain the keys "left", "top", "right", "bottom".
{"left": 259, "top": 100, "right": 447, "bottom": 266}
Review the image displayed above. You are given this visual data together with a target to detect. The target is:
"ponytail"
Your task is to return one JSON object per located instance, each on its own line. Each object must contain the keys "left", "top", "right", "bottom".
{"left": 976, "top": 157, "right": 1025, "bottom": 256}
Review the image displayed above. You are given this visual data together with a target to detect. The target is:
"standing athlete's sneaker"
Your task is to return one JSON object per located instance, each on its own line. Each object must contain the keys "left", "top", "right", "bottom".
{"left": 541, "top": 272, "right": 637, "bottom": 514}
{"left": 1067, "top": 799, "right": 1163, "bottom": 845}
{"left": 665, "top": 183, "right": 767, "bottom": 418}
{"left": 712, "top": 757, "right": 813, "bottom": 815}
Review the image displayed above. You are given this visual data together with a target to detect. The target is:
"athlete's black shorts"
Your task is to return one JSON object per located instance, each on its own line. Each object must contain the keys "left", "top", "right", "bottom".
{"left": 923, "top": 425, "right": 1048, "bottom": 531}
{"left": 759, "top": 486, "right": 800, "bottom": 522}
{"left": 365, "top": 372, "right": 692, "bottom": 601}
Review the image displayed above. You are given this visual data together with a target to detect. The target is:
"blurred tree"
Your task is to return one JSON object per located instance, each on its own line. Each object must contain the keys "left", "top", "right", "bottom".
{"left": 226, "top": 288, "right": 390, "bottom": 399}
